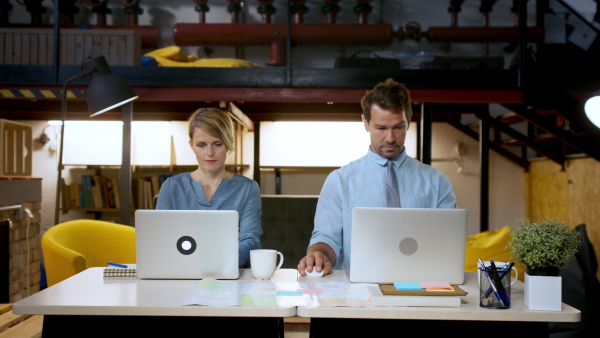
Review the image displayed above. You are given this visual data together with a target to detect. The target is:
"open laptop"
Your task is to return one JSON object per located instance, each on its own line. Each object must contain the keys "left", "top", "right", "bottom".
{"left": 135, "top": 209, "right": 240, "bottom": 280}
{"left": 349, "top": 207, "right": 468, "bottom": 284}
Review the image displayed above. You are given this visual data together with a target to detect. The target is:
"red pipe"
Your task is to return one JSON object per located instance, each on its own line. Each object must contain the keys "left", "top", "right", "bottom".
{"left": 173, "top": 23, "right": 393, "bottom": 46}
{"left": 108, "top": 25, "right": 159, "bottom": 49}
{"left": 173, "top": 23, "right": 392, "bottom": 66}
{"left": 426, "top": 26, "right": 544, "bottom": 42}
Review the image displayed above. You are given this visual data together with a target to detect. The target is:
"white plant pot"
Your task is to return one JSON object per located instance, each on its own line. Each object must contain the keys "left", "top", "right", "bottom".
{"left": 524, "top": 272, "right": 562, "bottom": 311}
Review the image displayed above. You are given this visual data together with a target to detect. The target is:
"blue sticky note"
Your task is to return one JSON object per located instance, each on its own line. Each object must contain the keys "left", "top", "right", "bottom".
{"left": 276, "top": 291, "right": 303, "bottom": 296}
{"left": 393, "top": 282, "right": 424, "bottom": 291}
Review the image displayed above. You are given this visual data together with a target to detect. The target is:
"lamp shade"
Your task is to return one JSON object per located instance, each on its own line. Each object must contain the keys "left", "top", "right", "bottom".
{"left": 584, "top": 96, "right": 600, "bottom": 129}
{"left": 87, "top": 72, "right": 138, "bottom": 116}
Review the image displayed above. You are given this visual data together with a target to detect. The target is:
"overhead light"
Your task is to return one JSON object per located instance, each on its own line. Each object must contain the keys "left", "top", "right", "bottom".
{"left": 584, "top": 95, "right": 600, "bottom": 129}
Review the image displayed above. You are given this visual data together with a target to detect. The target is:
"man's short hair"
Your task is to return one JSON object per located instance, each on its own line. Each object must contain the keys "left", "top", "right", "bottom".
{"left": 361, "top": 78, "right": 412, "bottom": 123}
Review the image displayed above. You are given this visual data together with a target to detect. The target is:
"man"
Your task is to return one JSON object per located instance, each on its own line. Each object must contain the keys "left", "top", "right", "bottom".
{"left": 297, "top": 78, "right": 457, "bottom": 276}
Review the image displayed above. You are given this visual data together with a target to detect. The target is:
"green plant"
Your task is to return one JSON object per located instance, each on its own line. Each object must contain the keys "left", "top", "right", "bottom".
{"left": 508, "top": 218, "right": 581, "bottom": 270}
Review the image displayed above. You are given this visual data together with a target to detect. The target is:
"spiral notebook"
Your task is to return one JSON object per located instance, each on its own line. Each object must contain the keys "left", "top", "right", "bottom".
{"left": 103, "top": 268, "right": 137, "bottom": 277}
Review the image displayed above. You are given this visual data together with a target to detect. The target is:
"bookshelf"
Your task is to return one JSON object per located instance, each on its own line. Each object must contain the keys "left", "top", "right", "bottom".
{"left": 61, "top": 164, "right": 250, "bottom": 216}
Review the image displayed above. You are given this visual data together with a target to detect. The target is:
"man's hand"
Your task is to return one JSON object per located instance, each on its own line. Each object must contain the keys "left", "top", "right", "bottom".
{"left": 297, "top": 243, "right": 335, "bottom": 276}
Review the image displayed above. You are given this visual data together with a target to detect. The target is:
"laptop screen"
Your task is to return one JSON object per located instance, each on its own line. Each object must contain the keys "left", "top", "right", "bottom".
{"left": 135, "top": 209, "right": 240, "bottom": 280}
{"left": 349, "top": 207, "right": 468, "bottom": 284}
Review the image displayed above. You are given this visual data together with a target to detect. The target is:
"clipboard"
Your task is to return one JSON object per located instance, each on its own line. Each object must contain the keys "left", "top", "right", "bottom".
{"left": 379, "top": 283, "right": 468, "bottom": 296}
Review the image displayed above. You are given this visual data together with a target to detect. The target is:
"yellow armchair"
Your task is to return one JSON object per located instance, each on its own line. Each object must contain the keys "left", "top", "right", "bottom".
{"left": 42, "top": 220, "right": 136, "bottom": 286}
{"left": 464, "top": 226, "right": 525, "bottom": 281}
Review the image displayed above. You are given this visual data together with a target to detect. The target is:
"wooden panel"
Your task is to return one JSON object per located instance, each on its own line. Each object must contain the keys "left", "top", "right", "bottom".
{"left": 526, "top": 160, "right": 569, "bottom": 222}
{"left": 567, "top": 158, "right": 600, "bottom": 280}
{"left": 261, "top": 196, "right": 317, "bottom": 269}
{"left": 527, "top": 158, "right": 600, "bottom": 280}
{"left": 0, "top": 119, "right": 32, "bottom": 177}
{"left": 0, "top": 28, "right": 140, "bottom": 66}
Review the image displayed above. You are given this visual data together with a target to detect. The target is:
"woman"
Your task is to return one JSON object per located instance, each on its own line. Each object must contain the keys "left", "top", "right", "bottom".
{"left": 156, "top": 107, "right": 262, "bottom": 267}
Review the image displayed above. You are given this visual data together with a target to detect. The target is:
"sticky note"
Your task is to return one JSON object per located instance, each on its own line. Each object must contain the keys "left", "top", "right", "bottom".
{"left": 421, "top": 282, "right": 452, "bottom": 289}
{"left": 276, "top": 291, "right": 303, "bottom": 296}
{"left": 298, "top": 289, "right": 324, "bottom": 294}
{"left": 393, "top": 282, "right": 424, "bottom": 291}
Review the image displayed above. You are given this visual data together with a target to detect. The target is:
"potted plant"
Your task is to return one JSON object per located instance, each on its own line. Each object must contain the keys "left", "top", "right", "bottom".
{"left": 508, "top": 218, "right": 581, "bottom": 311}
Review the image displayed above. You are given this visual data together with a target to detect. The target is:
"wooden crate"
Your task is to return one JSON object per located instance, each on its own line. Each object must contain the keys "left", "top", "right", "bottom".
{"left": 0, "top": 28, "right": 141, "bottom": 66}
{"left": 0, "top": 119, "right": 32, "bottom": 177}
{"left": 0, "top": 304, "right": 43, "bottom": 338}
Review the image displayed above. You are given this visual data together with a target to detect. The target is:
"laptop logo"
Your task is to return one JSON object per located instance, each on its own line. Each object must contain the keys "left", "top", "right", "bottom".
{"left": 399, "top": 237, "right": 418, "bottom": 256}
{"left": 177, "top": 236, "right": 197, "bottom": 255}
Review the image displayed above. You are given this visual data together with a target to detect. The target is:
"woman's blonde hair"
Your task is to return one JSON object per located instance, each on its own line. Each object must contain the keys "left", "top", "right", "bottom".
{"left": 188, "top": 107, "right": 235, "bottom": 154}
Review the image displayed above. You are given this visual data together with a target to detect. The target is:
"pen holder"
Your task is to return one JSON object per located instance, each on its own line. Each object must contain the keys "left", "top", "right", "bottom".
{"left": 479, "top": 268, "right": 511, "bottom": 309}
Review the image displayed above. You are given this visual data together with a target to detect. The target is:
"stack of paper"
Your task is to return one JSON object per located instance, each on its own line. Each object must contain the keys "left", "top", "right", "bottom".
{"left": 367, "top": 282, "right": 465, "bottom": 307}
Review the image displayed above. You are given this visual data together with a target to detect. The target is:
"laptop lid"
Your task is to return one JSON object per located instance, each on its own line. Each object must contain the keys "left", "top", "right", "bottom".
{"left": 349, "top": 207, "right": 468, "bottom": 284}
{"left": 135, "top": 209, "right": 240, "bottom": 280}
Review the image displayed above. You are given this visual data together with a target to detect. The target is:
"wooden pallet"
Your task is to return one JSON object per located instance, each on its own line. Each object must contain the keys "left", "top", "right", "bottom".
{"left": 0, "top": 304, "right": 43, "bottom": 338}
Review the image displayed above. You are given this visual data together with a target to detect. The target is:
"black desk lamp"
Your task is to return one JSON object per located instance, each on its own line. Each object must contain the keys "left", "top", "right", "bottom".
{"left": 54, "top": 56, "right": 138, "bottom": 226}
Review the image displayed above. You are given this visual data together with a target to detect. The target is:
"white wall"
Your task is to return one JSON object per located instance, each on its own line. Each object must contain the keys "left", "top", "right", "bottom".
{"left": 259, "top": 121, "right": 526, "bottom": 236}
{"left": 431, "top": 123, "right": 526, "bottom": 235}
{"left": 23, "top": 117, "right": 526, "bottom": 235}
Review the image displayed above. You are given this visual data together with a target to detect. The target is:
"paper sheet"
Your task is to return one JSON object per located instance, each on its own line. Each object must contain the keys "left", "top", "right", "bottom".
{"left": 181, "top": 279, "right": 374, "bottom": 307}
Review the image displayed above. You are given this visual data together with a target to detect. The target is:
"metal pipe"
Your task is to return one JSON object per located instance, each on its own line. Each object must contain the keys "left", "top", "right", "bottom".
{"left": 0, "top": 205, "right": 22, "bottom": 212}
{"left": 425, "top": 26, "right": 544, "bottom": 42}
{"left": 173, "top": 23, "right": 393, "bottom": 45}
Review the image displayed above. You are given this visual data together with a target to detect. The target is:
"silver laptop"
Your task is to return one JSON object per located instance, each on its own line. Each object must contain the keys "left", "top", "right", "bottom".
{"left": 135, "top": 209, "right": 240, "bottom": 280}
{"left": 349, "top": 207, "right": 468, "bottom": 284}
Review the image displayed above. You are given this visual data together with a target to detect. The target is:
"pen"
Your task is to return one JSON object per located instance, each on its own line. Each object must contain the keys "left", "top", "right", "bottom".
{"left": 489, "top": 260, "right": 510, "bottom": 306}
{"left": 478, "top": 259, "right": 506, "bottom": 308}
{"left": 483, "top": 261, "right": 513, "bottom": 298}
{"left": 107, "top": 262, "right": 128, "bottom": 268}
{"left": 490, "top": 261, "right": 510, "bottom": 307}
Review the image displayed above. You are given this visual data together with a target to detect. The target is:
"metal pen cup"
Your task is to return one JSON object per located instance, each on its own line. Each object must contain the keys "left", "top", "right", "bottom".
{"left": 479, "top": 267, "right": 511, "bottom": 309}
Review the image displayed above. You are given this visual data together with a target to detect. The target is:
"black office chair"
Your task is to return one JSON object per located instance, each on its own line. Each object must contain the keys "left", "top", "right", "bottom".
{"left": 549, "top": 224, "right": 600, "bottom": 337}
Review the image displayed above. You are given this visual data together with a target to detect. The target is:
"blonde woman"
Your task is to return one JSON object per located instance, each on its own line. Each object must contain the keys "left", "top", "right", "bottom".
{"left": 156, "top": 108, "right": 262, "bottom": 267}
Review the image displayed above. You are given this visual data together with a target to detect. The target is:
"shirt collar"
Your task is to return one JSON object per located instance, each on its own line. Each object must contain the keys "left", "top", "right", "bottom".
{"left": 366, "top": 146, "right": 407, "bottom": 168}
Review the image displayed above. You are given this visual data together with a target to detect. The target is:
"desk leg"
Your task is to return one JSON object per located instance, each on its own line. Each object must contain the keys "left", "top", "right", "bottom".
{"left": 309, "top": 318, "right": 549, "bottom": 338}
{"left": 43, "top": 315, "right": 283, "bottom": 337}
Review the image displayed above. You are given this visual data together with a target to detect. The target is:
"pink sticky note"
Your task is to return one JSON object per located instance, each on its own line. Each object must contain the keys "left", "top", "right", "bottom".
{"left": 421, "top": 282, "right": 452, "bottom": 289}
{"left": 298, "top": 289, "right": 324, "bottom": 294}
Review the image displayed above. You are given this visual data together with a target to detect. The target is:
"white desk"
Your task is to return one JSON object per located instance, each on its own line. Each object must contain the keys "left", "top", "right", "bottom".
{"left": 14, "top": 268, "right": 298, "bottom": 337}
{"left": 298, "top": 271, "right": 581, "bottom": 337}
{"left": 14, "top": 268, "right": 580, "bottom": 337}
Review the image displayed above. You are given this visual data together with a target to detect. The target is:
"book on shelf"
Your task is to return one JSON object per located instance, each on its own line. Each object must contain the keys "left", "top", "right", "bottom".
{"left": 103, "top": 177, "right": 116, "bottom": 208}
{"left": 111, "top": 176, "right": 121, "bottom": 209}
{"left": 69, "top": 182, "right": 81, "bottom": 208}
{"left": 133, "top": 175, "right": 171, "bottom": 209}
{"left": 151, "top": 176, "right": 160, "bottom": 198}
{"left": 91, "top": 175, "right": 104, "bottom": 208}
{"left": 61, "top": 179, "right": 70, "bottom": 211}
{"left": 81, "top": 175, "right": 94, "bottom": 208}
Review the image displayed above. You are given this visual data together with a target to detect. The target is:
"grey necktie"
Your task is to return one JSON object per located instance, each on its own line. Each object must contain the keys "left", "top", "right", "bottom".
{"left": 386, "top": 160, "right": 400, "bottom": 207}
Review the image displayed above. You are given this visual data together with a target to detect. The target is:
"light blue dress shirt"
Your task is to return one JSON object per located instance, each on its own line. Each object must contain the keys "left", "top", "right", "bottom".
{"left": 156, "top": 173, "right": 262, "bottom": 267}
{"left": 308, "top": 147, "right": 457, "bottom": 272}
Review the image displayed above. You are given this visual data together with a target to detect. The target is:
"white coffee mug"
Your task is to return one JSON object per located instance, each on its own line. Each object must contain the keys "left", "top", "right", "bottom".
{"left": 250, "top": 249, "right": 284, "bottom": 280}
{"left": 477, "top": 261, "right": 519, "bottom": 285}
